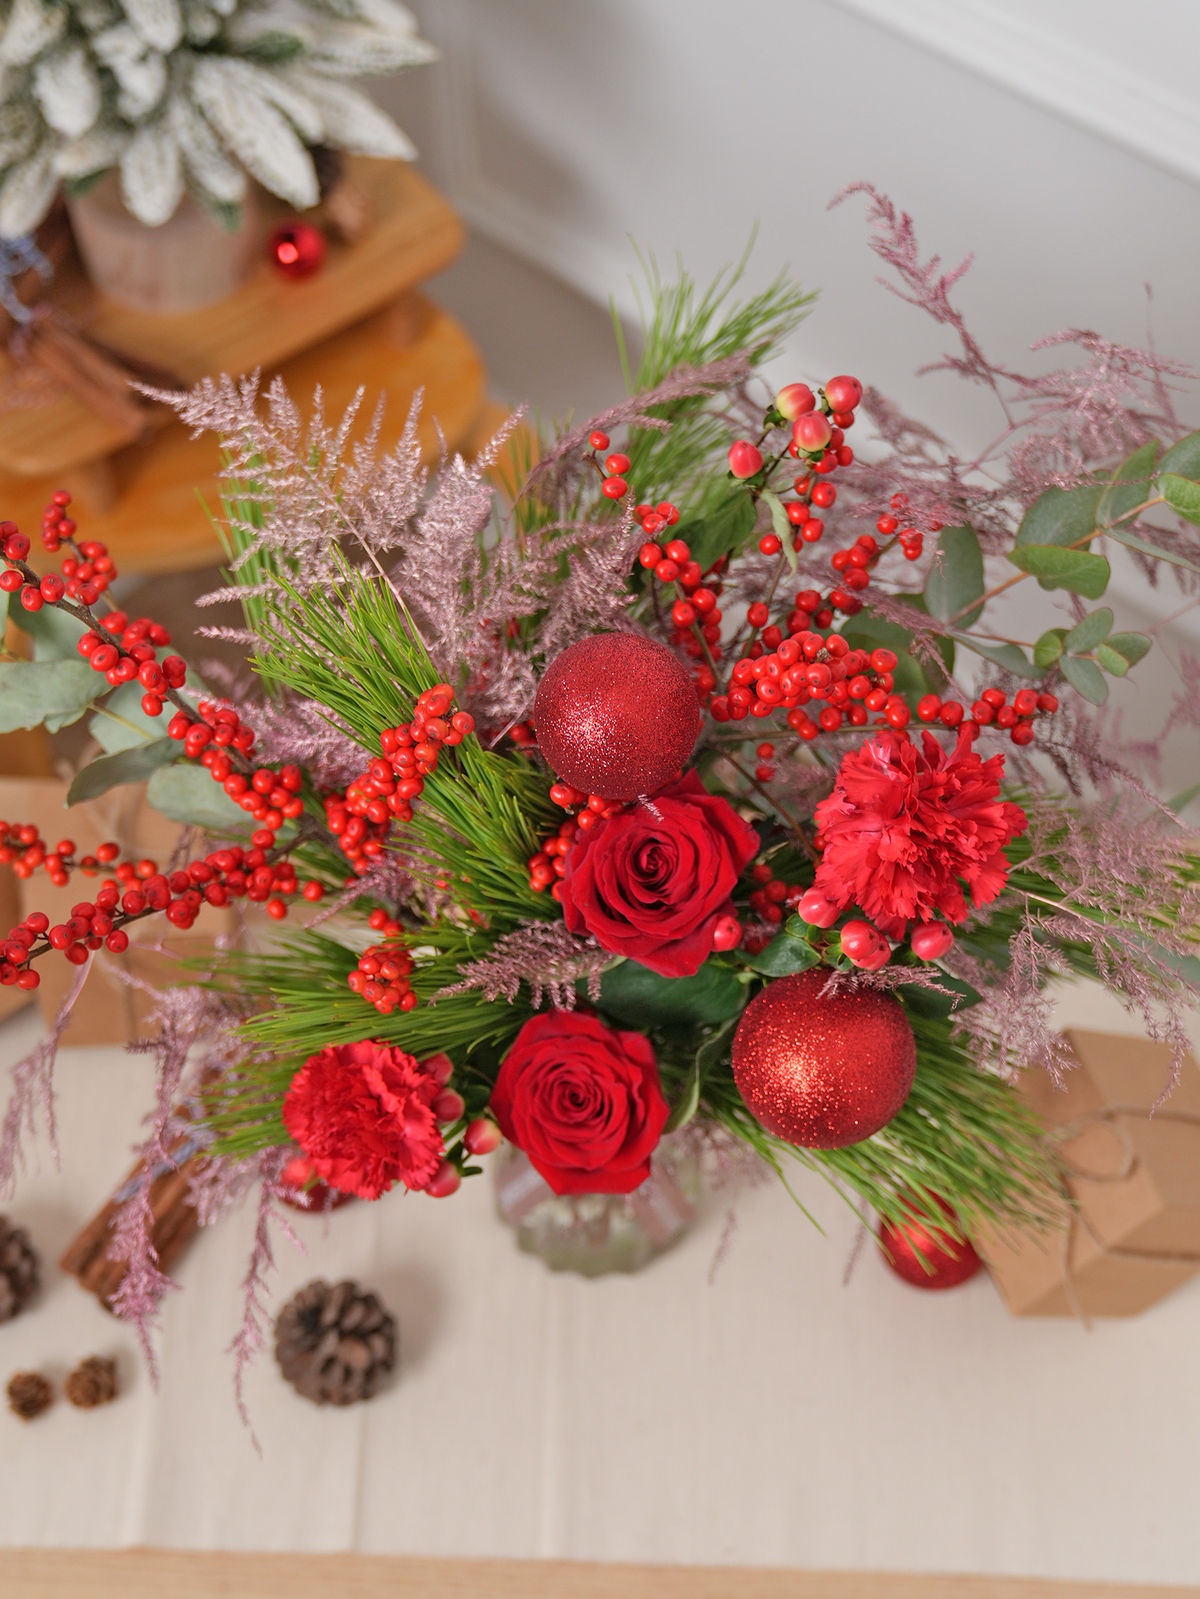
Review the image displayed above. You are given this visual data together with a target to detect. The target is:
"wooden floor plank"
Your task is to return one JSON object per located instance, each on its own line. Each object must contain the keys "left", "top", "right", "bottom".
{"left": 4, "top": 1550, "right": 1196, "bottom": 1599}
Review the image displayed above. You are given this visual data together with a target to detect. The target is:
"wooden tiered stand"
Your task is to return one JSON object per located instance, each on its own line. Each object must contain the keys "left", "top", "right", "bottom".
{"left": 0, "top": 157, "right": 501, "bottom": 575}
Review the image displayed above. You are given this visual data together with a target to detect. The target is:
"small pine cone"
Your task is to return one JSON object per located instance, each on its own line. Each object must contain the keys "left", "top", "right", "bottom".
{"left": 274, "top": 1278, "right": 397, "bottom": 1406}
{"left": 65, "top": 1356, "right": 119, "bottom": 1409}
{"left": 7, "top": 1371, "right": 52, "bottom": 1420}
{"left": 0, "top": 1215, "right": 39, "bottom": 1322}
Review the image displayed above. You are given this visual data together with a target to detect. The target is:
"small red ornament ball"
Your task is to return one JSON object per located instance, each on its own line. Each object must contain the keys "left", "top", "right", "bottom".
{"left": 732, "top": 969, "right": 916, "bottom": 1148}
{"left": 878, "top": 1200, "right": 982, "bottom": 1290}
{"left": 269, "top": 222, "right": 326, "bottom": 280}
{"left": 533, "top": 632, "right": 702, "bottom": 801}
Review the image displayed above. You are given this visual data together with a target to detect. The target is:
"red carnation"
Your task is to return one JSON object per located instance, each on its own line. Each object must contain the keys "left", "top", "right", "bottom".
{"left": 812, "top": 729, "right": 1027, "bottom": 939}
{"left": 282, "top": 1040, "right": 446, "bottom": 1201}
{"left": 558, "top": 770, "right": 759, "bottom": 978}
{"left": 490, "top": 1012, "right": 670, "bottom": 1195}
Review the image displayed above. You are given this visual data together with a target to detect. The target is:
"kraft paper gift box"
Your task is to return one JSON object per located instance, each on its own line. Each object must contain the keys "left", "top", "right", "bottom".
{"left": 978, "top": 1029, "right": 1200, "bottom": 1317}
{"left": 0, "top": 776, "right": 237, "bottom": 1045}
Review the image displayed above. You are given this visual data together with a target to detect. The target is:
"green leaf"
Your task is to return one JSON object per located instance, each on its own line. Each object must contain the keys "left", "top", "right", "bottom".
{"left": 1006, "top": 544, "right": 1111, "bottom": 598}
{"left": 0, "top": 659, "right": 99, "bottom": 733}
{"left": 7, "top": 592, "right": 88, "bottom": 661}
{"left": 91, "top": 679, "right": 201, "bottom": 755}
{"left": 760, "top": 489, "right": 797, "bottom": 574}
{"left": 1097, "top": 440, "right": 1158, "bottom": 528}
{"left": 1015, "top": 483, "right": 1102, "bottom": 548}
{"left": 923, "top": 524, "right": 984, "bottom": 626}
{"left": 1105, "top": 523, "right": 1200, "bottom": 576}
{"left": 1094, "top": 643, "right": 1130, "bottom": 678}
{"left": 1033, "top": 628, "right": 1067, "bottom": 668}
{"left": 1060, "top": 654, "right": 1108, "bottom": 705}
{"left": 1063, "top": 608, "right": 1113, "bottom": 654}
{"left": 1157, "top": 472, "right": 1200, "bottom": 527}
{"left": 1102, "top": 631, "right": 1152, "bottom": 669}
{"left": 953, "top": 637, "right": 1042, "bottom": 678}
{"left": 1167, "top": 782, "right": 1200, "bottom": 814}
{"left": 678, "top": 492, "right": 757, "bottom": 571}
{"left": 594, "top": 957, "right": 747, "bottom": 1028}
{"left": 66, "top": 739, "right": 180, "bottom": 806}
{"left": 739, "top": 924, "right": 821, "bottom": 976}
{"left": 899, "top": 973, "right": 981, "bottom": 1019}
{"left": 1157, "top": 430, "right": 1200, "bottom": 481}
{"left": 146, "top": 765, "right": 251, "bottom": 831}
{"left": 664, "top": 1017, "right": 738, "bottom": 1133}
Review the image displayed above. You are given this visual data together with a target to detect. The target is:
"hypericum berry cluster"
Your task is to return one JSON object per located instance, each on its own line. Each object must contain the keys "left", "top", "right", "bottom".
{"left": 527, "top": 783, "right": 626, "bottom": 897}
{"left": 711, "top": 632, "right": 901, "bottom": 732}
{"left": 916, "top": 685, "right": 1059, "bottom": 747}
{"left": 347, "top": 909, "right": 417, "bottom": 1015}
{"left": 795, "top": 889, "right": 956, "bottom": 970}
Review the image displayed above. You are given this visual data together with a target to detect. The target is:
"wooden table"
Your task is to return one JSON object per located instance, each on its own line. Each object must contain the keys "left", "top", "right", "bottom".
{"left": 0, "top": 160, "right": 498, "bottom": 574}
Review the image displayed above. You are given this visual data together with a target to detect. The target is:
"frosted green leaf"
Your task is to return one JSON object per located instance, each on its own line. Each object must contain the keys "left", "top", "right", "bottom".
{"left": 0, "top": 103, "right": 37, "bottom": 169}
{"left": 168, "top": 96, "right": 245, "bottom": 202}
{"left": 54, "top": 122, "right": 131, "bottom": 178}
{"left": 0, "top": 0, "right": 67, "bottom": 67}
{"left": 119, "top": 117, "right": 184, "bottom": 224}
{"left": 120, "top": 0, "right": 183, "bottom": 53}
{"left": 93, "top": 24, "right": 167, "bottom": 120}
{"left": 33, "top": 44, "right": 101, "bottom": 137}
{"left": 286, "top": 67, "right": 415, "bottom": 158}
{"left": 0, "top": 144, "right": 57, "bottom": 238}
{"left": 190, "top": 56, "right": 319, "bottom": 207}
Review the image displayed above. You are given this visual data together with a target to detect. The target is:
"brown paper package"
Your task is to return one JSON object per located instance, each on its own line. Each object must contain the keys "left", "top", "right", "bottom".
{"left": 977, "top": 1029, "right": 1200, "bottom": 1317}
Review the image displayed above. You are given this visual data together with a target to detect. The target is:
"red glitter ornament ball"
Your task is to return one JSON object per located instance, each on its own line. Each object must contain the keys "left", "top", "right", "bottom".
{"left": 533, "top": 632, "right": 702, "bottom": 801}
{"left": 731, "top": 969, "right": 916, "bottom": 1148}
{"left": 269, "top": 222, "right": 326, "bottom": 280}
{"left": 878, "top": 1199, "right": 982, "bottom": 1290}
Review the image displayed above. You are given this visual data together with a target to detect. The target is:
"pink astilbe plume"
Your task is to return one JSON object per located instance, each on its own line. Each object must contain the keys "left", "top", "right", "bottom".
{"left": 229, "top": 1145, "right": 300, "bottom": 1448}
{"left": 0, "top": 954, "right": 92, "bottom": 1196}
{"left": 432, "top": 920, "right": 607, "bottom": 1011}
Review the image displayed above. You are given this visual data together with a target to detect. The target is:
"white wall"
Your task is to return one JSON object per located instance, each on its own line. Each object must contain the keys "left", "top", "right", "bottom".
{"left": 375, "top": 0, "right": 1200, "bottom": 802}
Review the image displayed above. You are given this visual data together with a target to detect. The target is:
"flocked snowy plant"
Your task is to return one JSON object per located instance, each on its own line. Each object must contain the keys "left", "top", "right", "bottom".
{"left": 0, "top": 0, "right": 436, "bottom": 236}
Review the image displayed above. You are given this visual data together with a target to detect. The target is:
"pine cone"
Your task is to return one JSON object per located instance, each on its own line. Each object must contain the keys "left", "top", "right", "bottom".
{"left": 65, "top": 1356, "right": 119, "bottom": 1409}
{"left": 7, "top": 1371, "right": 52, "bottom": 1420}
{"left": 0, "top": 1215, "right": 39, "bottom": 1322}
{"left": 274, "top": 1279, "right": 396, "bottom": 1406}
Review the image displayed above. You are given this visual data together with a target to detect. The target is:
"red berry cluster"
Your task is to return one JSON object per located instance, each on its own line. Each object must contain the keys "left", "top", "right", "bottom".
{"left": 527, "top": 783, "right": 626, "bottom": 897}
{"left": 77, "top": 613, "right": 181, "bottom": 711}
{"left": 586, "top": 431, "right": 644, "bottom": 503}
{"left": 0, "top": 822, "right": 121, "bottom": 885}
{"left": 0, "top": 493, "right": 120, "bottom": 612}
{"left": 875, "top": 494, "right": 934, "bottom": 562}
{"left": 711, "top": 632, "right": 901, "bottom": 732}
{"left": 744, "top": 860, "right": 807, "bottom": 931}
{"left": 916, "top": 685, "right": 1058, "bottom": 748}
{"left": 347, "top": 908, "right": 418, "bottom": 1015}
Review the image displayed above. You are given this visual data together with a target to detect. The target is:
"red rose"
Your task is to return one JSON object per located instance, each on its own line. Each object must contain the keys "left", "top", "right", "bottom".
{"left": 559, "top": 770, "right": 759, "bottom": 977}
{"left": 813, "top": 729, "right": 1028, "bottom": 939}
{"left": 282, "top": 1040, "right": 446, "bottom": 1201}
{"left": 490, "top": 1012, "right": 670, "bottom": 1195}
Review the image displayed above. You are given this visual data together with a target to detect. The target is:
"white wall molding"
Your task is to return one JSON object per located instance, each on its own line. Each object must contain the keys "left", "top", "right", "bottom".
{"left": 835, "top": 0, "right": 1200, "bottom": 188}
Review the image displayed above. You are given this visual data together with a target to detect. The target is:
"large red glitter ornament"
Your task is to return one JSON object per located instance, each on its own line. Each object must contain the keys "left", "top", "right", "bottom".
{"left": 731, "top": 969, "right": 916, "bottom": 1148}
{"left": 533, "top": 632, "right": 702, "bottom": 801}
{"left": 878, "top": 1199, "right": 982, "bottom": 1289}
{"left": 268, "top": 222, "right": 326, "bottom": 280}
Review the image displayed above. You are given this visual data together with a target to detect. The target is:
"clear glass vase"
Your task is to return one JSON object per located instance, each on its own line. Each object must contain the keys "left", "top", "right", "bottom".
{"left": 493, "top": 1136, "right": 700, "bottom": 1276}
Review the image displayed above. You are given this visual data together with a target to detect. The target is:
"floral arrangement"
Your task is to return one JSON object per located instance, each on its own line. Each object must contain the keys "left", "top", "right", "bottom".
{"left": 0, "top": 0, "right": 435, "bottom": 235}
{"left": 0, "top": 187, "right": 1198, "bottom": 1399}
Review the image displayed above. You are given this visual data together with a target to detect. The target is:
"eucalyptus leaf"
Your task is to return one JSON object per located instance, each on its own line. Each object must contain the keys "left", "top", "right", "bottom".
{"left": 1015, "top": 483, "right": 1102, "bottom": 548}
{"left": 678, "top": 492, "right": 757, "bottom": 571}
{"left": 66, "top": 738, "right": 179, "bottom": 805}
{"left": 1060, "top": 654, "right": 1108, "bottom": 704}
{"left": 923, "top": 524, "right": 984, "bottom": 626}
{"left": 595, "top": 957, "right": 746, "bottom": 1028}
{"left": 1094, "top": 643, "right": 1130, "bottom": 677}
{"left": 1157, "top": 429, "right": 1200, "bottom": 482}
{"left": 0, "top": 659, "right": 98, "bottom": 733}
{"left": 1063, "top": 608, "right": 1113, "bottom": 654}
{"left": 1006, "top": 544, "right": 1110, "bottom": 598}
{"left": 1158, "top": 472, "right": 1200, "bottom": 527}
{"left": 760, "top": 488, "right": 797, "bottom": 574}
{"left": 91, "top": 678, "right": 200, "bottom": 754}
{"left": 1105, "top": 524, "right": 1200, "bottom": 576}
{"left": 7, "top": 591, "right": 88, "bottom": 661}
{"left": 1097, "top": 440, "right": 1158, "bottom": 528}
{"left": 1033, "top": 628, "right": 1067, "bottom": 668}
{"left": 953, "top": 637, "right": 1042, "bottom": 678}
{"left": 1103, "top": 631, "right": 1151, "bottom": 668}
{"left": 146, "top": 764, "right": 250, "bottom": 831}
